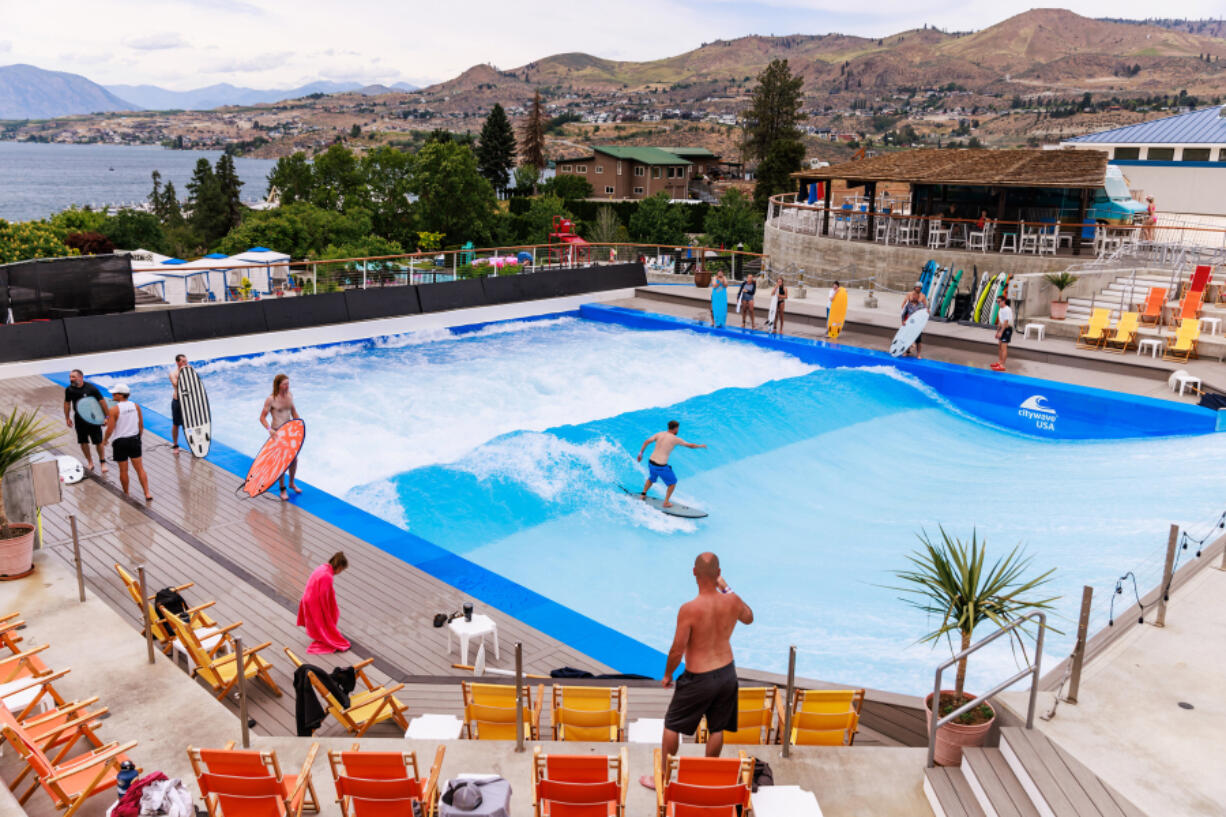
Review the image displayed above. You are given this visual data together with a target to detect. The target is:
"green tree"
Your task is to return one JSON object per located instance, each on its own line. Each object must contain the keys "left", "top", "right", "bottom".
{"left": 50, "top": 206, "right": 108, "bottom": 236}
{"left": 214, "top": 153, "right": 244, "bottom": 230}
{"left": 186, "top": 158, "right": 228, "bottom": 245}
{"left": 743, "top": 58, "right": 805, "bottom": 210}
{"left": 519, "top": 90, "right": 546, "bottom": 173}
{"left": 102, "top": 209, "right": 169, "bottom": 253}
{"left": 0, "top": 219, "right": 75, "bottom": 264}
{"left": 160, "top": 181, "right": 184, "bottom": 226}
{"left": 360, "top": 145, "right": 416, "bottom": 246}
{"left": 410, "top": 141, "right": 498, "bottom": 245}
{"left": 538, "top": 173, "right": 593, "bottom": 200}
{"left": 587, "top": 205, "right": 626, "bottom": 244}
{"left": 513, "top": 164, "right": 539, "bottom": 192}
{"left": 350, "top": 123, "right": 362, "bottom": 138}
{"left": 268, "top": 152, "right": 314, "bottom": 205}
{"left": 310, "top": 143, "right": 365, "bottom": 211}
{"left": 703, "top": 188, "right": 763, "bottom": 252}
{"left": 629, "top": 192, "right": 688, "bottom": 245}
{"left": 476, "top": 103, "right": 517, "bottom": 193}
{"left": 215, "top": 202, "right": 372, "bottom": 259}
{"left": 517, "top": 195, "right": 572, "bottom": 244}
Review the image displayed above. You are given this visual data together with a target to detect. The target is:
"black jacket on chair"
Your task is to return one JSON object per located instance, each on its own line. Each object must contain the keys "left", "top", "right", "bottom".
{"left": 293, "top": 664, "right": 356, "bottom": 736}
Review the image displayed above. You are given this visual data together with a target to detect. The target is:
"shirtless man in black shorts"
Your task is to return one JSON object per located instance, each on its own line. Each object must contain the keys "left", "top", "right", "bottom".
{"left": 640, "top": 552, "right": 754, "bottom": 789}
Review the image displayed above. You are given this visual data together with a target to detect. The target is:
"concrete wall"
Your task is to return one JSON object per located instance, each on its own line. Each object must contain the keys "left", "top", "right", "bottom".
{"left": 1111, "top": 162, "right": 1226, "bottom": 216}
{"left": 763, "top": 219, "right": 1083, "bottom": 291}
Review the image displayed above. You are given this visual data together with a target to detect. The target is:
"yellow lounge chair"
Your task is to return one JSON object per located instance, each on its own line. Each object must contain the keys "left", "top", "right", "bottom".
{"left": 789, "top": 688, "right": 865, "bottom": 746}
{"left": 1076, "top": 308, "right": 1111, "bottom": 349}
{"left": 1164, "top": 318, "right": 1200, "bottom": 363}
{"left": 697, "top": 686, "right": 782, "bottom": 745}
{"left": 284, "top": 647, "right": 409, "bottom": 737}
{"left": 114, "top": 564, "right": 226, "bottom": 659}
{"left": 1103, "top": 311, "right": 1140, "bottom": 353}
{"left": 160, "top": 605, "right": 281, "bottom": 700}
{"left": 461, "top": 680, "right": 543, "bottom": 740}
{"left": 550, "top": 684, "right": 627, "bottom": 742}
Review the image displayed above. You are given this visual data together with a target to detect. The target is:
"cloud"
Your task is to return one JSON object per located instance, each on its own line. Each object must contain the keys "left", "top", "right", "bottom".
{"left": 204, "top": 52, "right": 293, "bottom": 73}
{"left": 127, "top": 33, "right": 187, "bottom": 51}
{"left": 0, "top": 40, "right": 12, "bottom": 53}
{"left": 173, "top": 0, "right": 264, "bottom": 14}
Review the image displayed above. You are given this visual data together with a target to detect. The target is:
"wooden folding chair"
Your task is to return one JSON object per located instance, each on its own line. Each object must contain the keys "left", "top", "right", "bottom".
{"left": 190, "top": 742, "right": 320, "bottom": 816}
{"left": 115, "top": 563, "right": 227, "bottom": 659}
{"left": 161, "top": 606, "right": 281, "bottom": 699}
{"left": 0, "top": 666, "right": 71, "bottom": 720}
{"left": 550, "top": 685, "right": 627, "bottom": 742}
{"left": 284, "top": 647, "right": 409, "bottom": 736}
{"left": 2, "top": 723, "right": 137, "bottom": 817}
{"left": 654, "top": 750, "right": 751, "bottom": 817}
{"left": 328, "top": 744, "right": 445, "bottom": 817}
{"left": 461, "top": 681, "right": 543, "bottom": 740}
{"left": 1, "top": 697, "right": 109, "bottom": 791}
{"left": 789, "top": 688, "right": 865, "bottom": 746}
{"left": 532, "top": 745, "right": 628, "bottom": 817}
{"left": 697, "top": 686, "right": 779, "bottom": 745}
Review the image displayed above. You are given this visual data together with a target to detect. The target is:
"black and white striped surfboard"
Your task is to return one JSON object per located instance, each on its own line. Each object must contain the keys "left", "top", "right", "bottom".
{"left": 176, "top": 365, "right": 212, "bottom": 458}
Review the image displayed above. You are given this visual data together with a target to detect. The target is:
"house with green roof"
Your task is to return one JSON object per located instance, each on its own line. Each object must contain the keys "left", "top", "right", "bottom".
{"left": 555, "top": 145, "right": 722, "bottom": 200}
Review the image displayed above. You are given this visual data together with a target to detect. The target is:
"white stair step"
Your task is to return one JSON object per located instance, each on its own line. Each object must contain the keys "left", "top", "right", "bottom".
{"left": 962, "top": 748, "right": 1040, "bottom": 817}
{"left": 999, "top": 728, "right": 1146, "bottom": 817}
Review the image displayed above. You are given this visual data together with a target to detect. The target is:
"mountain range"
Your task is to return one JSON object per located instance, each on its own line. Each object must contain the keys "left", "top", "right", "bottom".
{"left": 0, "top": 64, "right": 418, "bottom": 119}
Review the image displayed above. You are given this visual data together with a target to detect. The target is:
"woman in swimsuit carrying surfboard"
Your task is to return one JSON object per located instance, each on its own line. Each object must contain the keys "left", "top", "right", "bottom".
{"left": 259, "top": 373, "right": 303, "bottom": 501}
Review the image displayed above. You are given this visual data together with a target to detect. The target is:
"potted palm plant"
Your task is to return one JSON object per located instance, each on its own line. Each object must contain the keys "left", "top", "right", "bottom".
{"left": 0, "top": 408, "right": 58, "bottom": 578}
{"left": 890, "top": 528, "right": 1058, "bottom": 766}
{"left": 1044, "top": 271, "right": 1077, "bottom": 320}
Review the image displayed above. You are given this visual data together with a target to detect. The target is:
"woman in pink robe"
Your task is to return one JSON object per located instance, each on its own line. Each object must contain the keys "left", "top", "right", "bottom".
{"left": 297, "top": 552, "right": 350, "bottom": 654}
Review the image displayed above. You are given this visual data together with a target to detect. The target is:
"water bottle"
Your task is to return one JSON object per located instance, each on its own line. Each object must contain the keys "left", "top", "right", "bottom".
{"left": 116, "top": 760, "right": 138, "bottom": 798}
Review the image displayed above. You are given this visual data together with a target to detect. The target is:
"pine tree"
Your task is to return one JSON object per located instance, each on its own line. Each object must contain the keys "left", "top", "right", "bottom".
{"left": 743, "top": 58, "right": 805, "bottom": 210}
{"left": 161, "top": 181, "right": 183, "bottom": 226}
{"left": 519, "top": 90, "right": 546, "bottom": 174}
{"left": 476, "top": 104, "right": 518, "bottom": 193}
{"left": 186, "top": 158, "right": 228, "bottom": 245}
{"left": 148, "top": 170, "right": 163, "bottom": 216}
{"left": 214, "top": 154, "right": 245, "bottom": 230}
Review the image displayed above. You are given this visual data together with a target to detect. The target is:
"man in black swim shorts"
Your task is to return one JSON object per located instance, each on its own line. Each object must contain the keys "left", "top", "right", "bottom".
{"left": 640, "top": 552, "right": 754, "bottom": 789}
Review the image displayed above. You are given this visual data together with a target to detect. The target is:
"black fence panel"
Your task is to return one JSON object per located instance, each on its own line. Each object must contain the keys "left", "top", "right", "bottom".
{"left": 262, "top": 292, "right": 349, "bottom": 331}
{"left": 2, "top": 255, "right": 134, "bottom": 321}
{"left": 344, "top": 286, "right": 422, "bottom": 321}
{"left": 169, "top": 301, "right": 268, "bottom": 342}
{"left": 590, "top": 262, "right": 648, "bottom": 291}
{"left": 63, "top": 311, "right": 176, "bottom": 355}
{"left": 417, "top": 278, "right": 489, "bottom": 313}
{"left": 0, "top": 320, "right": 70, "bottom": 363}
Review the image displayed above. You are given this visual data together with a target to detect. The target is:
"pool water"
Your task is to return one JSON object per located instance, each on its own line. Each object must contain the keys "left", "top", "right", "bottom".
{"left": 98, "top": 316, "right": 1226, "bottom": 694}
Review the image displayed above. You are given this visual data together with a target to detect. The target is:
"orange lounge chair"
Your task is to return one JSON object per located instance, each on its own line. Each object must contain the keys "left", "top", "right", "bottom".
{"left": 2, "top": 722, "right": 137, "bottom": 817}
{"left": 0, "top": 666, "right": 72, "bottom": 720}
{"left": 328, "top": 745, "right": 445, "bottom": 817}
{"left": 654, "top": 750, "right": 751, "bottom": 817}
{"left": 532, "top": 746, "right": 628, "bottom": 817}
{"left": 1139, "top": 287, "right": 1166, "bottom": 326}
{"left": 1, "top": 697, "right": 110, "bottom": 792}
{"left": 284, "top": 647, "right": 409, "bottom": 737}
{"left": 190, "top": 742, "right": 320, "bottom": 817}
{"left": 550, "top": 684, "right": 627, "bottom": 742}
{"left": 1171, "top": 288, "right": 1203, "bottom": 327}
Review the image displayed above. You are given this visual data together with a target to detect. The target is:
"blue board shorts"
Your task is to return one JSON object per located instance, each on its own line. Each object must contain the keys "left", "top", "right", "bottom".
{"left": 647, "top": 461, "right": 678, "bottom": 486}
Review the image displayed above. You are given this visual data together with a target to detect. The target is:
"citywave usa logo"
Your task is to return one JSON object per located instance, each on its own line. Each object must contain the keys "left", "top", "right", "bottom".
{"left": 1018, "top": 395, "right": 1057, "bottom": 431}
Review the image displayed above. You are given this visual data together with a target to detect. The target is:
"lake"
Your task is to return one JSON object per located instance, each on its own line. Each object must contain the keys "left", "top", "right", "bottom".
{"left": 0, "top": 142, "right": 277, "bottom": 222}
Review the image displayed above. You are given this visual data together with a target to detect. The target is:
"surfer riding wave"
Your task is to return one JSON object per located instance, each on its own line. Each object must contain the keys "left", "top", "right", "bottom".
{"left": 637, "top": 420, "right": 706, "bottom": 508}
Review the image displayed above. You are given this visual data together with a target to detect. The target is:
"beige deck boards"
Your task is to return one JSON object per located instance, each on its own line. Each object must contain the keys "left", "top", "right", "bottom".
{"left": 3, "top": 372, "right": 904, "bottom": 745}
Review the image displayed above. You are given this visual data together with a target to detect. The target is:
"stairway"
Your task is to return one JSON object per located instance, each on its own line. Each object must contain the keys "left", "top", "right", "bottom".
{"left": 1065, "top": 270, "right": 1181, "bottom": 324}
{"left": 923, "top": 727, "right": 1147, "bottom": 817}
{"left": 133, "top": 288, "right": 167, "bottom": 306}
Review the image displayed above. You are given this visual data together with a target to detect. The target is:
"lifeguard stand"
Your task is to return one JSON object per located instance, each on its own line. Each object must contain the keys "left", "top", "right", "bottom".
{"left": 547, "top": 216, "right": 591, "bottom": 266}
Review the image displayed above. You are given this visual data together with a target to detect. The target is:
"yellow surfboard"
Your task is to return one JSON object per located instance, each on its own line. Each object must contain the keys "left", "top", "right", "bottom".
{"left": 826, "top": 287, "right": 848, "bottom": 338}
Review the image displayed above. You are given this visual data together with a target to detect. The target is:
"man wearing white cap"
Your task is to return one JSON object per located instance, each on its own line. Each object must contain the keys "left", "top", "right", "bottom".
{"left": 103, "top": 384, "right": 152, "bottom": 501}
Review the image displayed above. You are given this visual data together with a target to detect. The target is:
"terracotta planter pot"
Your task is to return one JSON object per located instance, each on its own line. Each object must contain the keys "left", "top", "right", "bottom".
{"left": 0, "top": 523, "right": 36, "bottom": 578}
{"left": 1050, "top": 300, "right": 1068, "bottom": 320}
{"left": 925, "top": 691, "right": 996, "bottom": 766}
{"left": 693, "top": 271, "right": 712, "bottom": 288}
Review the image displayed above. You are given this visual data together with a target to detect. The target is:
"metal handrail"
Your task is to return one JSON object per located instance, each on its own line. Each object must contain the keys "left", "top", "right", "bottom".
{"left": 926, "top": 611, "right": 1047, "bottom": 769}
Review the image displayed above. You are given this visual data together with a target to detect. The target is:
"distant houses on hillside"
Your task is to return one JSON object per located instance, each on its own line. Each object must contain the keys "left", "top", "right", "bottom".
{"left": 555, "top": 145, "right": 726, "bottom": 200}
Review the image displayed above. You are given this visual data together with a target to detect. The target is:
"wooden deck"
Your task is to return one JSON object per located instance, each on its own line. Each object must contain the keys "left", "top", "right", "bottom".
{"left": 3, "top": 373, "right": 910, "bottom": 745}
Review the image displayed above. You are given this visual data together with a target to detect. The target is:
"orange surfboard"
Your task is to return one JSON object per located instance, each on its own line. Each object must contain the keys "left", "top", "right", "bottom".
{"left": 242, "top": 419, "right": 305, "bottom": 497}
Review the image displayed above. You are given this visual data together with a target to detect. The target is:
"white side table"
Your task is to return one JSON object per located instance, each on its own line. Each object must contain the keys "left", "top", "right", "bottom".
{"left": 1173, "top": 372, "right": 1202, "bottom": 396}
{"left": 448, "top": 614, "right": 499, "bottom": 664}
{"left": 1199, "top": 316, "right": 1221, "bottom": 336}
{"left": 1137, "top": 337, "right": 1164, "bottom": 359}
{"left": 1023, "top": 323, "right": 1045, "bottom": 341}
{"left": 752, "top": 786, "right": 825, "bottom": 817}
{"left": 405, "top": 713, "right": 464, "bottom": 740}
{"left": 628, "top": 718, "right": 666, "bottom": 744}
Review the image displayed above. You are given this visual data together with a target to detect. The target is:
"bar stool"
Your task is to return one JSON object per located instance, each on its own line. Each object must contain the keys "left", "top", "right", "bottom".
{"left": 999, "top": 232, "right": 1019, "bottom": 253}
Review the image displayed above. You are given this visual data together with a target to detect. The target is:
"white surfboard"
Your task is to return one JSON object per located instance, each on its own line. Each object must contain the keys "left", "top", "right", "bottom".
{"left": 620, "top": 486, "right": 708, "bottom": 519}
{"left": 76, "top": 395, "right": 106, "bottom": 426}
{"left": 57, "top": 456, "right": 85, "bottom": 484}
{"left": 890, "top": 308, "right": 929, "bottom": 357}
{"left": 767, "top": 292, "right": 778, "bottom": 328}
{"left": 176, "top": 365, "right": 212, "bottom": 458}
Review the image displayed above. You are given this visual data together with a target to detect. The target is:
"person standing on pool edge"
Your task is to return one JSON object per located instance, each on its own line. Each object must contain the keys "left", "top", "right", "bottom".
{"left": 736, "top": 273, "right": 757, "bottom": 329}
{"left": 637, "top": 420, "right": 706, "bottom": 509}
{"left": 168, "top": 354, "right": 188, "bottom": 454}
{"left": 62, "top": 369, "right": 109, "bottom": 475}
{"left": 260, "top": 373, "right": 302, "bottom": 501}
{"left": 902, "top": 283, "right": 928, "bottom": 359}
{"left": 992, "top": 295, "right": 1014, "bottom": 372}
{"left": 639, "top": 552, "right": 753, "bottom": 790}
{"left": 102, "top": 384, "right": 152, "bottom": 501}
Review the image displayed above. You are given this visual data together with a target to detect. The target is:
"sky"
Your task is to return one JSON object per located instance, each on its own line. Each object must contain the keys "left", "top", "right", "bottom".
{"left": 2, "top": 1, "right": 1223, "bottom": 91}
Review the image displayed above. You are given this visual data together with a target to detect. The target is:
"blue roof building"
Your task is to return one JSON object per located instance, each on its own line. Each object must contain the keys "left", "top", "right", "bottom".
{"left": 1062, "top": 106, "right": 1226, "bottom": 162}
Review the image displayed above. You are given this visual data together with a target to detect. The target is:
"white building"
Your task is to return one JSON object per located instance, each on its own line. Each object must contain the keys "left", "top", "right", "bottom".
{"left": 1061, "top": 106, "right": 1226, "bottom": 216}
